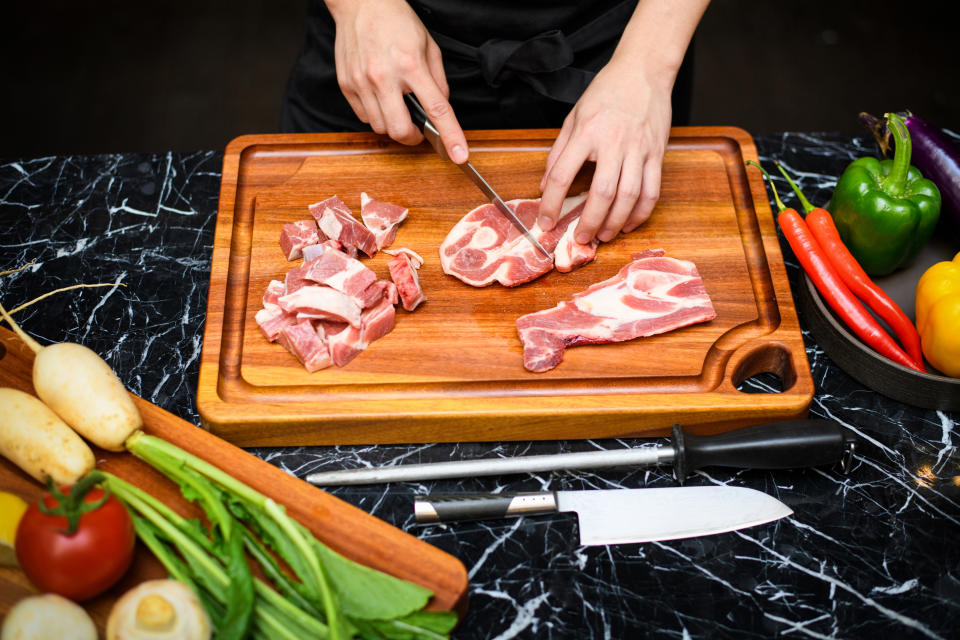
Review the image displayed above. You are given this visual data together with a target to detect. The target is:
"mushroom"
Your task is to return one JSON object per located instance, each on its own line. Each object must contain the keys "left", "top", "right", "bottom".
{"left": 1, "top": 593, "right": 97, "bottom": 640}
{"left": 106, "top": 579, "right": 211, "bottom": 640}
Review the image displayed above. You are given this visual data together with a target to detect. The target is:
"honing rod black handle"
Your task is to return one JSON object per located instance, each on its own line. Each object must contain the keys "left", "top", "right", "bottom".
{"left": 415, "top": 491, "right": 558, "bottom": 524}
{"left": 672, "top": 419, "right": 855, "bottom": 483}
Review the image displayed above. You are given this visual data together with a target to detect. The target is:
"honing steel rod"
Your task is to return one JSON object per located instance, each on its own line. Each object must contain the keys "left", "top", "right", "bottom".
{"left": 306, "top": 419, "right": 855, "bottom": 486}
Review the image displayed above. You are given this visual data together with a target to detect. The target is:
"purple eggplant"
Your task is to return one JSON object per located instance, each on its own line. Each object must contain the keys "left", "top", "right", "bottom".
{"left": 860, "top": 111, "right": 960, "bottom": 233}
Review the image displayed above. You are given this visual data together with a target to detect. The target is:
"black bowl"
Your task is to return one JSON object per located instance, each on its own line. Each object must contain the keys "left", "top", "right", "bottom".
{"left": 795, "top": 237, "right": 959, "bottom": 411}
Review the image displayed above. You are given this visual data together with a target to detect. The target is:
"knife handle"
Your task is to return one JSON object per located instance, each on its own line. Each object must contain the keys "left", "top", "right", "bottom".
{"left": 672, "top": 419, "right": 855, "bottom": 483}
{"left": 403, "top": 93, "right": 448, "bottom": 161}
{"left": 415, "top": 492, "right": 557, "bottom": 523}
{"left": 404, "top": 93, "right": 427, "bottom": 131}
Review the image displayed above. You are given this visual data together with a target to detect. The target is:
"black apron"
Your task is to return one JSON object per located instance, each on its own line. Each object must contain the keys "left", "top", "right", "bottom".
{"left": 280, "top": 0, "right": 694, "bottom": 134}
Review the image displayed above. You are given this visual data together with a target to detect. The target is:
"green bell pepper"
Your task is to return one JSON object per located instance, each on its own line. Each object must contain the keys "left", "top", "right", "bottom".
{"left": 828, "top": 112, "right": 941, "bottom": 276}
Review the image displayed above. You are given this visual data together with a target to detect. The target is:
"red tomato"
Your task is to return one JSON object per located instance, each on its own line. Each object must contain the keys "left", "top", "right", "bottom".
{"left": 15, "top": 486, "right": 135, "bottom": 601}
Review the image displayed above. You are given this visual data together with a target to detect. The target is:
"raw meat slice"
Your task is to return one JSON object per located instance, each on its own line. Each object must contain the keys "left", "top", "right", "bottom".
{"left": 279, "top": 319, "right": 332, "bottom": 372}
{"left": 439, "top": 193, "right": 592, "bottom": 287}
{"left": 554, "top": 218, "right": 599, "bottom": 273}
{"left": 309, "top": 195, "right": 378, "bottom": 258}
{"left": 284, "top": 265, "right": 310, "bottom": 296}
{"left": 278, "top": 285, "right": 362, "bottom": 328}
{"left": 262, "top": 279, "right": 286, "bottom": 308}
{"left": 388, "top": 252, "right": 426, "bottom": 311}
{"left": 300, "top": 247, "right": 379, "bottom": 308}
{"left": 325, "top": 297, "right": 396, "bottom": 366}
{"left": 255, "top": 306, "right": 297, "bottom": 342}
{"left": 302, "top": 239, "right": 342, "bottom": 263}
{"left": 515, "top": 249, "right": 717, "bottom": 372}
{"left": 360, "top": 192, "right": 408, "bottom": 250}
{"left": 279, "top": 219, "right": 321, "bottom": 261}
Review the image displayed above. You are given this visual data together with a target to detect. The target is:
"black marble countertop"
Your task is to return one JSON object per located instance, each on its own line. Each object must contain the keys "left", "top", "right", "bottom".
{"left": 2, "top": 133, "right": 959, "bottom": 639}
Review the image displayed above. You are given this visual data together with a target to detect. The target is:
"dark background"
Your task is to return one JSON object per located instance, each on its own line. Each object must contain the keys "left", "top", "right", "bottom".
{"left": 2, "top": 0, "right": 957, "bottom": 156}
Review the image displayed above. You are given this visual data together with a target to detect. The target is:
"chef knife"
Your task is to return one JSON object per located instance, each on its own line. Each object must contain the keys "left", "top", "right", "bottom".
{"left": 307, "top": 419, "right": 855, "bottom": 486}
{"left": 414, "top": 485, "right": 792, "bottom": 546}
{"left": 403, "top": 92, "right": 553, "bottom": 259}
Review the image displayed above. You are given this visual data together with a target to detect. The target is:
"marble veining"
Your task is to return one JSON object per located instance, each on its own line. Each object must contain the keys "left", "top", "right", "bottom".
{"left": 1, "top": 134, "right": 958, "bottom": 639}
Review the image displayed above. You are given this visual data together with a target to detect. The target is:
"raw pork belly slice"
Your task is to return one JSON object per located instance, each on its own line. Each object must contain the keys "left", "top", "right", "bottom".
{"left": 279, "top": 219, "right": 321, "bottom": 261}
{"left": 439, "top": 193, "right": 594, "bottom": 287}
{"left": 278, "top": 319, "right": 332, "bottom": 372}
{"left": 387, "top": 252, "right": 426, "bottom": 311}
{"left": 255, "top": 306, "right": 297, "bottom": 342}
{"left": 325, "top": 297, "right": 397, "bottom": 366}
{"left": 309, "top": 195, "right": 378, "bottom": 258}
{"left": 300, "top": 246, "right": 379, "bottom": 308}
{"left": 278, "top": 285, "right": 362, "bottom": 328}
{"left": 516, "top": 249, "right": 717, "bottom": 372}
{"left": 262, "top": 279, "right": 286, "bottom": 308}
{"left": 360, "top": 192, "right": 408, "bottom": 250}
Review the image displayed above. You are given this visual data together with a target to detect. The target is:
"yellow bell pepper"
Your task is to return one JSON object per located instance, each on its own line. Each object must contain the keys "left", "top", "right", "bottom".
{"left": 915, "top": 252, "right": 960, "bottom": 377}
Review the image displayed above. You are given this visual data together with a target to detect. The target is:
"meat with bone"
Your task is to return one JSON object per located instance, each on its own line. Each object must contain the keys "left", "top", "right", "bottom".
{"left": 309, "top": 195, "right": 378, "bottom": 258}
{"left": 278, "top": 285, "right": 362, "bottom": 328}
{"left": 439, "top": 193, "right": 593, "bottom": 287}
{"left": 516, "top": 249, "right": 716, "bottom": 372}
{"left": 360, "top": 192, "right": 408, "bottom": 250}
{"left": 279, "top": 219, "right": 321, "bottom": 261}
{"left": 387, "top": 252, "right": 426, "bottom": 311}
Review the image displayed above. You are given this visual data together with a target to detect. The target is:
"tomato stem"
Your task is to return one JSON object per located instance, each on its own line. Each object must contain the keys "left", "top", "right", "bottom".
{"left": 38, "top": 470, "right": 110, "bottom": 535}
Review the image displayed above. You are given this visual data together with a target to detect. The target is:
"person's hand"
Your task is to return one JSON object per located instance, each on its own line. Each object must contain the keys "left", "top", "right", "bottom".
{"left": 537, "top": 57, "right": 672, "bottom": 243}
{"left": 537, "top": 0, "right": 709, "bottom": 243}
{"left": 327, "top": 0, "right": 469, "bottom": 163}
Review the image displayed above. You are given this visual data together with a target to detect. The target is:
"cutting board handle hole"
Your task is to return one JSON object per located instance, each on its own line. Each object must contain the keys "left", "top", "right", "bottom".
{"left": 732, "top": 344, "right": 796, "bottom": 394}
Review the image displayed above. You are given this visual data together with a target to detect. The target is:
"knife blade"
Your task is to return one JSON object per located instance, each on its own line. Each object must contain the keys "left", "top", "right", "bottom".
{"left": 306, "top": 419, "right": 856, "bottom": 486}
{"left": 403, "top": 93, "right": 553, "bottom": 260}
{"left": 414, "top": 486, "right": 792, "bottom": 546}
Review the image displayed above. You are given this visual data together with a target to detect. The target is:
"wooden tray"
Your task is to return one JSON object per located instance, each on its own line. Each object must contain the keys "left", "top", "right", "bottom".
{"left": 197, "top": 127, "right": 814, "bottom": 446}
{"left": 0, "top": 328, "right": 468, "bottom": 632}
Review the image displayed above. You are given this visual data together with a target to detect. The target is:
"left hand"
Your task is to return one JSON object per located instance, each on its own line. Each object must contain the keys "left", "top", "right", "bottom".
{"left": 537, "top": 56, "right": 672, "bottom": 244}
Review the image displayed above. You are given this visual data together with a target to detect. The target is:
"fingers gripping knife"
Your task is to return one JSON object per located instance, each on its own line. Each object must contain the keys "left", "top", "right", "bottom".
{"left": 403, "top": 93, "right": 553, "bottom": 259}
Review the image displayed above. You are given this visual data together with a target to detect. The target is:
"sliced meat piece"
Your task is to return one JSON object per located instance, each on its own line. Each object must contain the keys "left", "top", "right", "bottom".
{"left": 309, "top": 195, "right": 378, "bottom": 258}
{"left": 388, "top": 252, "right": 426, "bottom": 311}
{"left": 439, "top": 193, "right": 592, "bottom": 287}
{"left": 262, "top": 279, "right": 286, "bottom": 308}
{"left": 279, "top": 319, "right": 332, "bottom": 372}
{"left": 284, "top": 264, "right": 310, "bottom": 295}
{"left": 554, "top": 217, "right": 599, "bottom": 273}
{"left": 279, "top": 219, "right": 321, "bottom": 261}
{"left": 302, "top": 239, "right": 341, "bottom": 263}
{"left": 278, "top": 285, "right": 362, "bottom": 328}
{"left": 360, "top": 192, "right": 409, "bottom": 250}
{"left": 516, "top": 249, "right": 717, "bottom": 372}
{"left": 300, "top": 247, "right": 379, "bottom": 308}
{"left": 325, "top": 297, "right": 396, "bottom": 366}
{"left": 255, "top": 305, "right": 297, "bottom": 342}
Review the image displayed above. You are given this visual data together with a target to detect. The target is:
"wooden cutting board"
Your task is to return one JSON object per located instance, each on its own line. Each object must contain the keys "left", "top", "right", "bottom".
{"left": 198, "top": 127, "right": 813, "bottom": 446}
{"left": 0, "top": 328, "right": 468, "bottom": 632}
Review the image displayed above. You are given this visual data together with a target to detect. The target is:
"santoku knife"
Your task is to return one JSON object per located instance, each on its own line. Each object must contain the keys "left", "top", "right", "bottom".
{"left": 403, "top": 93, "right": 553, "bottom": 259}
{"left": 415, "top": 485, "right": 793, "bottom": 546}
{"left": 306, "top": 419, "right": 855, "bottom": 486}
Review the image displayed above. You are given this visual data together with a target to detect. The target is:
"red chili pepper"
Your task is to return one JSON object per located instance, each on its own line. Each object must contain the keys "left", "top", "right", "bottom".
{"left": 747, "top": 161, "right": 925, "bottom": 372}
{"left": 775, "top": 162, "right": 927, "bottom": 371}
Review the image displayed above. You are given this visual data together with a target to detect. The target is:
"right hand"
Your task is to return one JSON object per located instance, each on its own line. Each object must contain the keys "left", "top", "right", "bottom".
{"left": 327, "top": 0, "right": 469, "bottom": 163}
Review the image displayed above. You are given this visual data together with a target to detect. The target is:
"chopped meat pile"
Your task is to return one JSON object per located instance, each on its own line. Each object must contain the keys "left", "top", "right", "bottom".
{"left": 258, "top": 194, "right": 421, "bottom": 371}
{"left": 438, "top": 193, "right": 597, "bottom": 287}
{"left": 516, "top": 249, "right": 717, "bottom": 372}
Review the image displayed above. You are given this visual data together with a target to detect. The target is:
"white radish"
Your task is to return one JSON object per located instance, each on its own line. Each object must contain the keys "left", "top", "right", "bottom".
{"left": 0, "top": 298, "right": 143, "bottom": 452}
{"left": 0, "top": 388, "right": 95, "bottom": 486}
